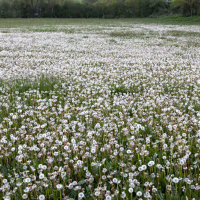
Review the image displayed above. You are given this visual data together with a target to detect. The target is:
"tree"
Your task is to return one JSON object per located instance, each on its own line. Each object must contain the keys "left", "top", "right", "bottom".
{"left": 172, "top": 0, "right": 198, "bottom": 16}
{"left": 149, "top": 0, "right": 166, "bottom": 15}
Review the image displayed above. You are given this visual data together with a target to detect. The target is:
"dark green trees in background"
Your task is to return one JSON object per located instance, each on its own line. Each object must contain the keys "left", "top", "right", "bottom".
{"left": 0, "top": 0, "right": 199, "bottom": 18}
{"left": 172, "top": 0, "right": 200, "bottom": 16}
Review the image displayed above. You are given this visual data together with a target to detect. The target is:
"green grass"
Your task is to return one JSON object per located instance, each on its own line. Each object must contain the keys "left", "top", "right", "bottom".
{"left": 0, "top": 75, "right": 66, "bottom": 122}
{"left": 166, "top": 30, "right": 200, "bottom": 37}
{"left": 108, "top": 38, "right": 117, "bottom": 43}
{"left": 0, "top": 75, "right": 64, "bottom": 94}
{"left": 25, "top": 27, "right": 76, "bottom": 33}
{"left": 0, "top": 15, "right": 200, "bottom": 29}
{"left": 0, "top": 29, "right": 10, "bottom": 33}
{"left": 110, "top": 31, "right": 145, "bottom": 38}
{"left": 166, "top": 15, "right": 200, "bottom": 22}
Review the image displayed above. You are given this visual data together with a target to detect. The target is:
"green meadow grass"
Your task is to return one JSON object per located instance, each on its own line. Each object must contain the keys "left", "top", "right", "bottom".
{"left": 0, "top": 15, "right": 200, "bottom": 28}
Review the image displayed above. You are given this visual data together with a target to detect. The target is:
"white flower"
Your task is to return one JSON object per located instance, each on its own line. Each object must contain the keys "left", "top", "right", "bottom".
{"left": 102, "top": 168, "right": 107, "bottom": 173}
{"left": 182, "top": 133, "right": 187, "bottom": 137}
{"left": 168, "top": 125, "right": 172, "bottom": 131}
{"left": 38, "top": 195, "right": 45, "bottom": 200}
{"left": 78, "top": 192, "right": 85, "bottom": 199}
{"left": 24, "top": 178, "right": 31, "bottom": 183}
{"left": 162, "top": 156, "right": 166, "bottom": 160}
{"left": 16, "top": 182, "right": 22, "bottom": 187}
{"left": 91, "top": 148, "right": 96, "bottom": 154}
{"left": 67, "top": 183, "right": 73, "bottom": 189}
{"left": 56, "top": 184, "right": 63, "bottom": 189}
{"left": 72, "top": 181, "right": 77, "bottom": 186}
{"left": 144, "top": 192, "right": 152, "bottom": 199}
{"left": 152, "top": 187, "right": 157, "bottom": 193}
{"left": 120, "top": 147, "right": 124, "bottom": 151}
{"left": 11, "top": 147, "right": 15, "bottom": 151}
{"left": 22, "top": 194, "right": 28, "bottom": 199}
{"left": 3, "top": 179, "right": 7, "bottom": 184}
{"left": 113, "top": 178, "right": 118, "bottom": 183}
{"left": 24, "top": 187, "right": 30, "bottom": 193}
{"left": 173, "top": 177, "right": 179, "bottom": 183}
{"left": 138, "top": 167, "right": 142, "bottom": 171}
{"left": 148, "top": 161, "right": 155, "bottom": 167}
{"left": 94, "top": 191, "right": 100, "bottom": 196}
{"left": 39, "top": 173, "right": 44, "bottom": 179}
{"left": 156, "top": 164, "right": 162, "bottom": 169}
{"left": 127, "top": 150, "right": 131, "bottom": 154}
{"left": 179, "top": 159, "right": 185, "bottom": 165}
{"left": 106, "top": 195, "right": 111, "bottom": 200}
{"left": 121, "top": 191, "right": 126, "bottom": 198}
{"left": 129, "top": 188, "right": 134, "bottom": 193}
{"left": 136, "top": 191, "right": 142, "bottom": 196}
{"left": 53, "top": 152, "right": 58, "bottom": 156}
{"left": 141, "top": 165, "right": 147, "bottom": 171}
{"left": 129, "top": 183, "right": 135, "bottom": 188}
{"left": 3, "top": 196, "right": 11, "bottom": 200}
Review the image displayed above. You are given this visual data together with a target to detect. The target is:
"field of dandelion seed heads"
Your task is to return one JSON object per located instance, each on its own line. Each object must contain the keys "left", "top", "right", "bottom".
{"left": 0, "top": 19, "right": 200, "bottom": 200}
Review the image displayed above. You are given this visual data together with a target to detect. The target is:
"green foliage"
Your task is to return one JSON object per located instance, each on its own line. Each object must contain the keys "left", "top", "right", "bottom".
{"left": 0, "top": 0, "right": 12, "bottom": 18}
{"left": 0, "top": 0, "right": 199, "bottom": 19}
{"left": 0, "top": 0, "right": 171, "bottom": 18}
{"left": 110, "top": 30, "right": 145, "bottom": 38}
{"left": 172, "top": 0, "right": 200, "bottom": 16}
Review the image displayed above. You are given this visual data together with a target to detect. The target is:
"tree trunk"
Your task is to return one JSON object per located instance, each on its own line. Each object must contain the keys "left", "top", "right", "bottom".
{"left": 190, "top": 0, "right": 193, "bottom": 16}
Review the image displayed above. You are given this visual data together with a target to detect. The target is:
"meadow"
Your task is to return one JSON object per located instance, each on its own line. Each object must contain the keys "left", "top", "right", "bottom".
{"left": 0, "top": 18, "right": 200, "bottom": 200}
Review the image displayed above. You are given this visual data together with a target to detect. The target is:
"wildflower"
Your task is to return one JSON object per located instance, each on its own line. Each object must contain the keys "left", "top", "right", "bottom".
{"left": 127, "top": 150, "right": 131, "bottom": 154}
{"left": 78, "top": 192, "right": 85, "bottom": 199}
{"left": 166, "top": 185, "right": 172, "bottom": 191}
{"left": 38, "top": 195, "right": 45, "bottom": 200}
{"left": 3, "top": 179, "right": 7, "bottom": 184}
{"left": 141, "top": 165, "right": 147, "bottom": 171}
{"left": 136, "top": 191, "right": 142, "bottom": 197}
{"left": 168, "top": 125, "right": 172, "bottom": 131}
{"left": 129, "top": 183, "right": 135, "bottom": 188}
{"left": 173, "top": 177, "right": 179, "bottom": 183}
{"left": 94, "top": 191, "right": 100, "bottom": 196}
{"left": 121, "top": 191, "right": 126, "bottom": 198}
{"left": 106, "top": 195, "right": 111, "bottom": 200}
{"left": 3, "top": 196, "right": 11, "bottom": 200}
{"left": 115, "top": 190, "right": 119, "bottom": 195}
{"left": 129, "top": 188, "right": 134, "bottom": 193}
{"left": 148, "top": 161, "right": 155, "bottom": 167}
{"left": 113, "top": 178, "right": 118, "bottom": 183}
{"left": 24, "top": 178, "right": 31, "bottom": 183}
{"left": 179, "top": 159, "right": 185, "bottom": 165}
{"left": 24, "top": 187, "right": 30, "bottom": 193}
{"left": 102, "top": 168, "right": 107, "bottom": 173}
{"left": 152, "top": 187, "right": 157, "bottom": 193}
{"left": 56, "top": 184, "right": 63, "bottom": 189}
{"left": 22, "top": 194, "right": 28, "bottom": 199}
{"left": 72, "top": 181, "right": 77, "bottom": 186}
{"left": 39, "top": 173, "right": 45, "bottom": 179}
{"left": 156, "top": 164, "right": 162, "bottom": 169}
{"left": 67, "top": 183, "right": 73, "bottom": 189}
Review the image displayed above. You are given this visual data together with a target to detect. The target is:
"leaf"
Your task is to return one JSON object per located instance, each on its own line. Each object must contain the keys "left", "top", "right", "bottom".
{"left": 3, "top": 165, "right": 8, "bottom": 176}
{"left": 70, "top": 189, "right": 77, "bottom": 198}
{"left": 78, "top": 179, "right": 86, "bottom": 185}
{"left": 86, "top": 186, "right": 90, "bottom": 192}
{"left": 158, "top": 191, "right": 164, "bottom": 200}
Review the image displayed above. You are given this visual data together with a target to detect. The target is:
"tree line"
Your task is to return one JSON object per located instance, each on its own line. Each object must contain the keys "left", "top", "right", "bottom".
{"left": 0, "top": 0, "right": 199, "bottom": 18}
